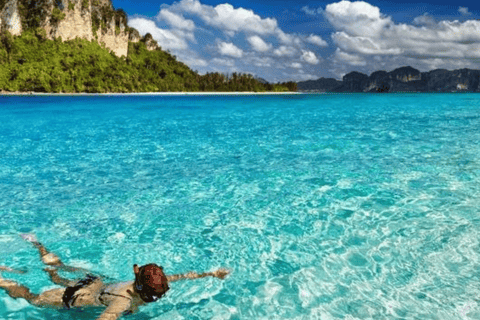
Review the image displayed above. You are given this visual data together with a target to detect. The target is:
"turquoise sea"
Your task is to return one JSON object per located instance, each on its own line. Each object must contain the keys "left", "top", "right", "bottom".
{"left": 1, "top": 93, "right": 480, "bottom": 320}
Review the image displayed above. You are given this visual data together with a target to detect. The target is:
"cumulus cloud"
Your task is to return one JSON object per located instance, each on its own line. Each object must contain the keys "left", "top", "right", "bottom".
{"left": 325, "top": 0, "right": 392, "bottom": 37}
{"left": 217, "top": 41, "right": 244, "bottom": 58}
{"left": 290, "top": 62, "right": 303, "bottom": 69}
{"left": 413, "top": 13, "right": 435, "bottom": 26}
{"left": 273, "top": 45, "right": 297, "bottom": 57}
{"left": 180, "top": 57, "right": 208, "bottom": 66}
{"left": 211, "top": 58, "right": 235, "bottom": 67}
{"left": 331, "top": 31, "right": 403, "bottom": 55}
{"left": 249, "top": 57, "right": 274, "bottom": 67}
{"left": 301, "top": 50, "right": 320, "bottom": 64}
{"left": 422, "top": 57, "right": 474, "bottom": 70}
{"left": 459, "top": 7, "right": 471, "bottom": 16}
{"left": 157, "top": 9, "right": 196, "bottom": 30}
{"left": 325, "top": 0, "right": 480, "bottom": 66}
{"left": 170, "top": 0, "right": 278, "bottom": 35}
{"left": 276, "top": 29, "right": 302, "bottom": 45}
{"left": 334, "top": 48, "right": 366, "bottom": 66}
{"left": 306, "top": 34, "right": 328, "bottom": 47}
{"left": 301, "top": 6, "right": 323, "bottom": 16}
{"left": 247, "top": 36, "right": 272, "bottom": 52}
{"left": 129, "top": 18, "right": 189, "bottom": 50}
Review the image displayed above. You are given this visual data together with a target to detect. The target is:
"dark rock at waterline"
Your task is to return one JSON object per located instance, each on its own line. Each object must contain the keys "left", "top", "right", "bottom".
{"left": 297, "top": 66, "right": 480, "bottom": 93}
{"left": 296, "top": 77, "right": 342, "bottom": 92}
{"left": 335, "top": 71, "right": 369, "bottom": 92}
{"left": 423, "top": 68, "right": 480, "bottom": 92}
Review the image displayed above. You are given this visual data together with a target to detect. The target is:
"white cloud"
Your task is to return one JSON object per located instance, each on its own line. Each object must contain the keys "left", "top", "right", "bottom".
{"left": 459, "top": 7, "right": 471, "bottom": 16}
{"left": 333, "top": 48, "right": 366, "bottom": 66}
{"left": 306, "top": 34, "right": 328, "bottom": 47}
{"left": 249, "top": 57, "right": 274, "bottom": 67}
{"left": 422, "top": 57, "right": 474, "bottom": 70}
{"left": 180, "top": 57, "right": 208, "bottom": 66}
{"left": 129, "top": 18, "right": 189, "bottom": 50}
{"left": 211, "top": 58, "right": 235, "bottom": 67}
{"left": 157, "top": 9, "right": 195, "bottom": 30}
{"left": 325, "top": 0, "right": 480, "bottom": 65}
{"left": 413, "top": 13, "right": 435, "bottom": 26}
{"left": 301, "top": 6, "right": 323, "bottom": 16}
{"left": 273, "top": 45, "right": 297, "bottom": 57}
{"left": 301, "top": 50, "right": 320, "bottom": 64}
{"left": 172, "top": 0, "right": 278, "bottom": 35}
{"left": 217, "top": 41, "right": 243, "bottom": 58}
{"left": 331, "top": 31, "right": 403, "bottom": 55}
{"left": 290, "top": 62, "right": 303, "bottom": 69}
{"left": 325, "top": 0, "right": 392, "bottom": 37}
{"left": 276, "top": 29, "right": 302, "bottom": 45}
{"left": 247, "top": 35, "right": 272, "bottom": 52}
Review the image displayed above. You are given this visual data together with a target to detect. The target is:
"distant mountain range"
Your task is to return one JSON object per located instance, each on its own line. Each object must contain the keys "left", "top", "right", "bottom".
{"left": 297, "top": 67, "right": 480, "bottom": 93}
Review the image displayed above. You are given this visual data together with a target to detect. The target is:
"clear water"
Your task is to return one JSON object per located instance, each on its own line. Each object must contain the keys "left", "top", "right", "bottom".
{"left": 1, "top": 93, "right": 480, "bottom": 320}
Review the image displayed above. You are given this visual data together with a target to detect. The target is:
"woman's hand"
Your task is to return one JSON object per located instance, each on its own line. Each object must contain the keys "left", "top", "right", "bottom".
{"left": 213, "top": 269, "right": 230, "bottom": 279}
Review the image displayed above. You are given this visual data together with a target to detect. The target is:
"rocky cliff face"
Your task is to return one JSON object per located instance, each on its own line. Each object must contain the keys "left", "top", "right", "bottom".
{"left": 298, "top": 66, "right": 480, "bottom": 93}
{"left": 43, "top": 0, "right": 93, "bottom": 42}
{"left": 422, "top": 69, "right": 480, "bottom": 92}
{"left": 0, "top": 0, "right": 143, "bottom": 57}
{"left": 341, "top": 71, "right": 369, "bottom": 92}
{"left": 142, "top": 32, "right": 159, "bottom": 51}
{"left": 296, "top": 77, "right": 342, "bottom": 92}
{"left": 0, "top": 0, "right": 22, "bottom": 36}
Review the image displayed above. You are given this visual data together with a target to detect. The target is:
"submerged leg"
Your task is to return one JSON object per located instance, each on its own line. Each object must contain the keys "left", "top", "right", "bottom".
{"left": 21, "top": 234, "right": 84, "bottom": 272}
{"left": 21, "top": 234, "right": 109, "bottom": 282}
{"left": 0, "top": 266, "right": 26, "bottom": 274}
{"left": 20, "top": 234, "right": 64, "bottom": 267}
{"left": 43, "top": 268, "right": 77, "bottom": 287}
{"left": 0, "top": 275, "right": 38, "bottom": 303}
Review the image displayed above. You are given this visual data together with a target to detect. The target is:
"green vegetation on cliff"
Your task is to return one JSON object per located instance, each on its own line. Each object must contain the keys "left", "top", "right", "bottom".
{"left": 0, "top": 0, "right": 295, "bottom": 92}
{"left": 0, "top": 30, "right": 295, "bottom": 92}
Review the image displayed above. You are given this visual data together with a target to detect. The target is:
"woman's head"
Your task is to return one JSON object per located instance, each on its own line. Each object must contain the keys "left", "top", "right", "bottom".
{"left": 133, "top": 263, "right": 169, "bottom": 303}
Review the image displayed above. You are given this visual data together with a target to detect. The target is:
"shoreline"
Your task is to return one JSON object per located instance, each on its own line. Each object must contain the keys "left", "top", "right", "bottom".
{"left": 0, "top": 91, "right": 301, "bottom": 96}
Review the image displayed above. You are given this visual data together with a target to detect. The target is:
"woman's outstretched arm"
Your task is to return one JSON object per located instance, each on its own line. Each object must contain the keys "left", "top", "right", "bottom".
{"left": 167, "top": 269, "right": 230, "bottom": 282}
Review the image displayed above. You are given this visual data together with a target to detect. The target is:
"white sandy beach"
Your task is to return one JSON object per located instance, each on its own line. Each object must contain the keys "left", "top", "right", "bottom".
{"left": 0, "top": 91, "right": 301, "bottom": 96}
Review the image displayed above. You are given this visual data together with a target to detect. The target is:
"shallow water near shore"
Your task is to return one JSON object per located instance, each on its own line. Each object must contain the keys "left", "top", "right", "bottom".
{"left": 1, "top": 93, "right": 480, "bottom": 319}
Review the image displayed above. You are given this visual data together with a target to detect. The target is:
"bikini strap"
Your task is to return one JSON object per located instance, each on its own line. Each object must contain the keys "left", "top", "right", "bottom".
{"left": 98, "top": 289, "right": 133, "bottom": 306}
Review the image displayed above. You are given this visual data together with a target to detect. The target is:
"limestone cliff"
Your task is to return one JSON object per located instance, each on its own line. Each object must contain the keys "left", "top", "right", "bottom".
{"left": 0, "top": 0, "right": 144, "bottom": 57}
{"left": 0, "top": 0, "right": 22, "bottom": 36}
{"left": 142, "top": 32, "right": 159, "bottom": 51}
{"left": 43, "top": 0, "right": 93, "bottom": 42}
{"left": 297, "top": 66, "right": 480, "bottom": 92}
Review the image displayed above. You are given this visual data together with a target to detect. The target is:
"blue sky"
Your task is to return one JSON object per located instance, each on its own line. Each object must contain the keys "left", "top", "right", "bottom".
{"left": 112, "top": 0, "right": 480, "bottom": 82}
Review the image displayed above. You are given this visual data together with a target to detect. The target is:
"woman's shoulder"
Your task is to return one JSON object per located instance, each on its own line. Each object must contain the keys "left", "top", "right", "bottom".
{"left": 103, "top": 281, "right": 135, "bottom": 293}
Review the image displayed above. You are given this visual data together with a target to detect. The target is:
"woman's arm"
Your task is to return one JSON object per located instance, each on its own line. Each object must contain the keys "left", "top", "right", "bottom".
{"left": 167, "top": 269, "right": 230, "bottom": 282}
{"left": 96, "top": 297, "right": 132, "bottom": 320}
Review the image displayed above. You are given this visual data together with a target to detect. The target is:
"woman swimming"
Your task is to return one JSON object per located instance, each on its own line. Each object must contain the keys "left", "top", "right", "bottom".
{"left": 0, "top": 234, "right": 229, "bottom": 320}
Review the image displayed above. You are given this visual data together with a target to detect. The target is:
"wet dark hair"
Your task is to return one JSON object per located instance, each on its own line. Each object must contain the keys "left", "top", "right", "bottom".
{"left": 134, "top": 263, "right": 169, "bottom": 303}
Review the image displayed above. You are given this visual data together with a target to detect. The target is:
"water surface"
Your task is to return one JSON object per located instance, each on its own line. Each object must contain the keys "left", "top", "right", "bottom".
{"left": 1, "top": 93, "right": 480, "bottom": 319}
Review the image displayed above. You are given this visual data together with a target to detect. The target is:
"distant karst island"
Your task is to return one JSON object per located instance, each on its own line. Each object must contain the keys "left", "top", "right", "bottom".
{"left": 297, "top": 66, "right": 480, "bottom": 93}
{"left": 0, "top": 0, "right": 295, "bottom": 93}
